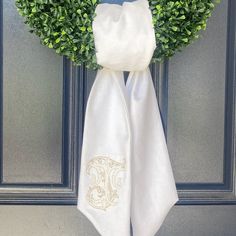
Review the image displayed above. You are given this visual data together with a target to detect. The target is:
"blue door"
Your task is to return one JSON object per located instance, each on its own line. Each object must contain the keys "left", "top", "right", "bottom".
{"left": 0, "top": 0, "right": 235, "bottom": 235}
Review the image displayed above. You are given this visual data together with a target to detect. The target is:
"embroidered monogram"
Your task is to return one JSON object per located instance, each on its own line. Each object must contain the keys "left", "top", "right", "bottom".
{"left": 86, "top": 156, "right": 126, "bottom": 211}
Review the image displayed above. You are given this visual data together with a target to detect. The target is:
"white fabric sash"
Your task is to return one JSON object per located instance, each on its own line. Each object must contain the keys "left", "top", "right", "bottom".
{"left": 77, "top": 0, "right": 178, "bottom": 235}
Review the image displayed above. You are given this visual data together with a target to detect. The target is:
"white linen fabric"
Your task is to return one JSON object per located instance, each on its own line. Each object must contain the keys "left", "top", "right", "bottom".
{"left": 93, "top": 0, "right": 156, "bottom": 71}
{"left": 77, "top": 0, "right": 178, "bottom": 235}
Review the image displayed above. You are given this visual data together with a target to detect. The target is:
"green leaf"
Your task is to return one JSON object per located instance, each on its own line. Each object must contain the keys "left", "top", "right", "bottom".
{"left": 15, "top": 0, "right": 221, "bottom": 69}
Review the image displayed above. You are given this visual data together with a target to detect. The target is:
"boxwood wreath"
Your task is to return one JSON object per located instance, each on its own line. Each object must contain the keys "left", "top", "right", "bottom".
{"left": 15, "top": 0, "right": 220, "bottom": 70}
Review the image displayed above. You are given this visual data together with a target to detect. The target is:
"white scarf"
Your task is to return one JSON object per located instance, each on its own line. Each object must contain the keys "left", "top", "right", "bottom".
{"left": 77, "top": 0, "right": 178, "bottom": 235}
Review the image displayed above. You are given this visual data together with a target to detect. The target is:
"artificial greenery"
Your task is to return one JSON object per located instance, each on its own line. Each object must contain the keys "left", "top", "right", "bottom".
{"left": 150, "top": 0, "right": 220, "bottom": 62}
{"left": 15, "top": 0, "right": 220, "bottom": 69}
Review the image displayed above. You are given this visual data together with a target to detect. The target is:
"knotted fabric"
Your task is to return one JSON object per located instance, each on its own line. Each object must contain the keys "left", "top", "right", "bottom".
{"left": 77, "top": 0, "right": 178, "bottom": 235}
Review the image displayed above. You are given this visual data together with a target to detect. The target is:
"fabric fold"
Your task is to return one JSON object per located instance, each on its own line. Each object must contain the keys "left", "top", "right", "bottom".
{"left": 92, "top": 0, "right": 156, "bottom": 71}
{"left": 78, "top": 69, "right": 132, "bottom": 236}
{"left": 78, "top": 0, "right": 178, "bottom": 235}
{"left": 126, "top": 68, "right": 179, "bottom": 236}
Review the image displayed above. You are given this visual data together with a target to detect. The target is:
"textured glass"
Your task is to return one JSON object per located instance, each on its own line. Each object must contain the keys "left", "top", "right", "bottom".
{"left": 2, "top": 0, "right": 63, "bottom": 183}
{"left": 167, "top": 1, "right": 228, "bottom": 183}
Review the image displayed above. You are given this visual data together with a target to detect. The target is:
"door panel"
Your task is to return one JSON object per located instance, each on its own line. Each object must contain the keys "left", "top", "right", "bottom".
{"left": 168, "top": 0, "right": 235, "bottom": 204}
{"left": 0, "top": 0, "right": 79, "bottom": 203}
{"left": 167, "top": 1, "right": 227, "bottom": 184}
{"left": 3, "top": 0, "right": 63, "bottom": 183}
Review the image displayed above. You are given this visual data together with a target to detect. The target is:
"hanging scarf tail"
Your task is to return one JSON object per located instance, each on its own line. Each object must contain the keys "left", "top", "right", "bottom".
{"left": 77, "top": 69, "right": 132, "bottom": 236}
{"left": 78, "top": 68, "right": 178, "bottom": 236}
{"left": 127, "top": 68, "right": 179, "bottom": 236}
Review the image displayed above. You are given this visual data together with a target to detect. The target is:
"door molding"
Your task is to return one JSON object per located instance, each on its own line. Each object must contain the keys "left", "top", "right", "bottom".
{"left": 158, "top": 0, "right": 236, "bottom": 205}
{"left": 0, "top": 0, "right": 235, "bottom": 205}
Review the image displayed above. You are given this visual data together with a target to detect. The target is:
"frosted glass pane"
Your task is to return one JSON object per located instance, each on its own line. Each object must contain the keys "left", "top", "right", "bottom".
{"left": 167, "top": 1, "right": 228, "bottom": 183}
{"left": 2, "top": 0, "right": 63, "bottom": 183}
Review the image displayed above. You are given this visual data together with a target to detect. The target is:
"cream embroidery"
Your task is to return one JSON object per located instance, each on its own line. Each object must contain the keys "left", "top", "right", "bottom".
{"left": 86, "top": 156, "right": 126, "bottom": 211}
